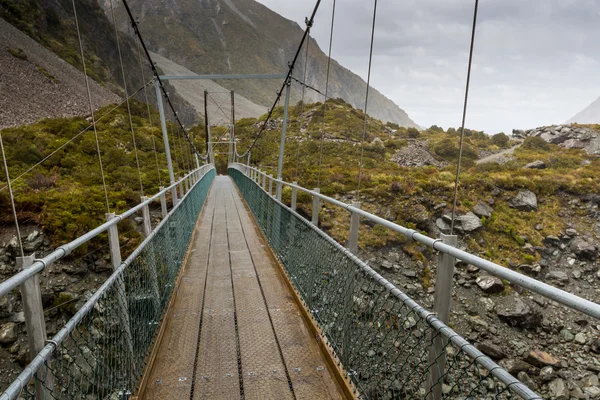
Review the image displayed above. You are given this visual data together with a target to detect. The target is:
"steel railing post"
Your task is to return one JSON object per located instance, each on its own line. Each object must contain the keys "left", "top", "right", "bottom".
{"left": 262, "top": 172, "right": 266, "bottom": 190}
{"left": 159, "top": 186, "right": 168, "bottom": 218}
{"left": 312, "top": 188, "right": 320, "bottom": 226}
{"left": 428, "top": 233, "right": 457, "bottom": 400}
{"left": 155, "top": 81, "right": 178, "bottom": 205}
{"left": 18, "top": 254, "right": 52, "bottom": 398}
{"left": 268, "top": 174, "right": 273, "bottom": 196}
{"left": 106, "top": 213, "right": 136, "bottom": 383}
{"left": 348, "top": 202, "right": 361, "bottom": 255}
{"left": 140, "top": 196, "right": 152, "bottom": 237}
{"left": 291, "top": 182, "right": 297, "bottom": 211}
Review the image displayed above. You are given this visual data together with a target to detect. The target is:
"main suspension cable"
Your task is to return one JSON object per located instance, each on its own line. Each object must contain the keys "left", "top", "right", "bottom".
{"left": 356, "top": 0, "right": 378, "bottom": 196}
{"left": 317, "top": 0, "right": 337, "bottom": 188}
{"left": 72, "top": 0, "right": 110, "bottom": 213}
{"left": 110, "top": 0, "right": 144, "bottom": 196}
{"left": 450, "top": 0, "right": 480, "bottom": 235}
{"left": 121, "top": 0, "right": 206, "bottom": 161}
{"left": 0, "top": 133, "right": 24, "bottom": 258}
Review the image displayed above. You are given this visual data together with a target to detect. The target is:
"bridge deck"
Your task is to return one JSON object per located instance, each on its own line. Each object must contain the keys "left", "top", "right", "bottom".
{"left": 139, "top": 176, "right": 345, "bottom": 400}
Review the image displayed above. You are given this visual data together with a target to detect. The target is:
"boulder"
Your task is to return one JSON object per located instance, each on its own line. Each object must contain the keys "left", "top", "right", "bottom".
{"left": 548, "top": 378, "right": 569, "bottom": 400}
{"left": 525, "top": 350, "right": 560, "bottom": 368}
{"left": 496, "top": 296, "right": 542, "bottom": 329}
{"left": 473, "top": 201, "right": 494, "bottom": 218}
{"left": 456, "top": 212, "right": 482, "bottom": 232}
{"left": 509, "top": 190, "right": 538, "bottom": 211}
{"left": 570, "top": 238, "right": 597, "bottom": 260}
{"left": 0, "top": 322, "right": 17, "bottom": 345}
{"left": 476, "top": 341, "right": 506, "bottom": 360}
{"left": 546, "top": 270, "right": 569, "bottom": 283}
{"left": 524, "top": 160, "right": 546, "bottom": 169}
{"left": 476, "top": 275, "right": 505, "bottom": 294}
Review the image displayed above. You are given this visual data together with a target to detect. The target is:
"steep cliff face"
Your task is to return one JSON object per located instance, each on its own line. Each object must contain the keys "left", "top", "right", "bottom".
{"left": 0, "top": 0, "right": 198, "bottom": 124}
{"left": 107, "top": 0, "right": 419, "bottom": 127}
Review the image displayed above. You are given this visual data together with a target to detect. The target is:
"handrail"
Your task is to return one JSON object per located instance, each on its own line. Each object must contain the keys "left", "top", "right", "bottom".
{"left": 228, "top": 165, "right": 542, "bottom": 399}
{"left": 0, "top": 164, "right": 214, "bottom": 298}
{"left": 232, "top": 163, "right": 600, "bottom": 320}
{"left": 1, "top": 166, "right": 216, "bottom": 400}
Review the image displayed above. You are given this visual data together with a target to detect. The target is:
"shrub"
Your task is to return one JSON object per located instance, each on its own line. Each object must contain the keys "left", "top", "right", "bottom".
{"left": 490, "top": 132, "right": 509, "bottom": 147}
{"left": 522, "top": 136, "right": 550, "bottom": 151}
{"left": 407, "top": 127, "right": 420, "bottom": 138}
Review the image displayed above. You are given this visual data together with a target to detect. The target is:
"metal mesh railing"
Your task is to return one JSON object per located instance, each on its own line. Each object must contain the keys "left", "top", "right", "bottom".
{"left": 7, "top": 169, "right": 215, "bottom": 399}
{"left": 229, "top": 167, "right": 541, "bottom": 400}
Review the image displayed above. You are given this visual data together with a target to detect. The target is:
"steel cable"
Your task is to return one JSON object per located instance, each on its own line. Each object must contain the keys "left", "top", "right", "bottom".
{"left": 450, "top": 0, "right": 480, "bottom": 235}
{"left": 110, "top": 0, "right": 144, "bottom": 196}
{"left": 72, "top": 0, "right": 110, "bottom": 213}
{"left": 317, "top": 0, "right": 337, "bottom": 188}
{"left": 356, "top": 0, "right": 378, "bottom": 197}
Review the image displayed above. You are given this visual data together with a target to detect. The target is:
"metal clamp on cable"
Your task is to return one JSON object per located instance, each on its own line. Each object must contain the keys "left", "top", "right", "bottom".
{"left": 33, "top": 259, "right": 48, "bottom": 272}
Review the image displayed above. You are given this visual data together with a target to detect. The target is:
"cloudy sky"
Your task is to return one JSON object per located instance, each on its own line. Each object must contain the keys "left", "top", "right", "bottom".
{"left": 255, "top": 0, "right": 600, "bottom": 134}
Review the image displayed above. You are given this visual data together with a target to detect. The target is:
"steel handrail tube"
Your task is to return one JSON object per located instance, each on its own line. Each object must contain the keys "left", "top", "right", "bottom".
{"left": 233, "top": 163, "right": 600, "bottom": 320}
{"left": 0, "top": 166, "right": 213, "bottom": 299}
{"left": 1, "top": 166, "right": 215, "bottom": 400}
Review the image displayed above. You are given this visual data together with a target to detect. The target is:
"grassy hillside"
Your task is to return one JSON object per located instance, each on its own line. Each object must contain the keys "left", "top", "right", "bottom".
{"left": 232, "top": 99, "right": 600, "bottom": 268}
{"left": 0, "top": 101, "right": 205, "bottom": 250}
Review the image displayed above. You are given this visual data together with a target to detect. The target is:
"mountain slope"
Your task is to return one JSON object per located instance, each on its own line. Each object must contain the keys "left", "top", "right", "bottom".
{"left": 567, "top": 96, "right": 600, "bottom": 124}
{"left": 0, "top": 17, "right": 120, "bottom": 129}
{"left": 150, "top": 51, "right": 267, "bottom": 123}
{"left": 106, "top": 0, "right": 418, "bottom": 127}
{"left": 0, "top": 0, "right": 198, "bottom": 124}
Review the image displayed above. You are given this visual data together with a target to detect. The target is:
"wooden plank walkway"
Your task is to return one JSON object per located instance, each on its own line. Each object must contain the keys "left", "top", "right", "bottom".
{"left": 139, "top": 176, "right": 345, "bottom": 400}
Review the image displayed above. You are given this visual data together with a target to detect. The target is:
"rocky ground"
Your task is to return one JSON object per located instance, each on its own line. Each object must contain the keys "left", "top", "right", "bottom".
{"left": 513, "top": 124, "right": 600, "bottom": 156}
{"left": 0, "top": 18, "right": 120, "bottom": 129}
{"left": 0, "top": 209, "right": 161, "bottom": 390}
{"left": 391, "top": 139, "right": 449, "bottom": 168}
{"left": 362, "top": 186, "right": 600, "bottom": 399}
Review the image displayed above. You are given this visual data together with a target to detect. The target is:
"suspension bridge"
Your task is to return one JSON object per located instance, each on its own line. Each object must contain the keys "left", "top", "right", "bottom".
{"left": 1, "top": 0, "right": 599, "bottom": 399}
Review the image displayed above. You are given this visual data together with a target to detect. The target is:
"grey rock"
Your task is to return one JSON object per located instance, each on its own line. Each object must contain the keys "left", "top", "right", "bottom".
{"left": 503, "top": 359, "right": 533, "bottom": 375}
{"left": 496, "top": 297, "right": 542, "bottom": 329}
{"left": 583, "top": 386, "right": 600, "bottom": 398}
{"left": 548, "top": 378, "right": 568, "bottom": 400}
{"left": 565, "top": 228, "right": 578, "bottom": 236}
{"left": 517, "top": 371, "right": 538, "bottom": 390}
{"left": 570, "top": 238, "right": 597, "bottom": 260}
{"left": 456, "top": 212, "right": 482, "bottom": 232}
{"left": 476, "top": 341, "right": 506, "bottom": 360}
{"left": 540, "top": 366, "right": 555, "bottom": 382}
{"left": 509, "top": 190, "right": 538, "bottom": 211}
{"left": 580, "top": 374, "right": 600, "bottom": 388}
{"left": 559, "top": 329, "right": 574, "bottom": 342}
{"left": 476, "top": 275, "right": 505, "bottom": 294}
{"left": 436, "top": 218, "right": 450, "bottom": 232}
{"left": 0, "top": 322, "right": 17, "bottom": 345}
{"left": 524, "top": 160, "right": 546, "bottom": 169}
{"left": 547, "top": 270, "right": 569, "bottom": 283}
{"left": 574, "top": 332, "right": 587, "bottom": 344}
{"left": 473, "top": 201, "right": 494, "bottom": 218}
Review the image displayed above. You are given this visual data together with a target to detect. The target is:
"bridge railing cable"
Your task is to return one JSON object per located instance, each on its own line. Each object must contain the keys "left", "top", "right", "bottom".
{"left": 229, "top": 164, "right": 543, "bottom": 399}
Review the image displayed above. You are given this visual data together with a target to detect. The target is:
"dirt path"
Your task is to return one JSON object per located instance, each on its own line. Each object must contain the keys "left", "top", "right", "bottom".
{"left": 476, "top": 144, "right": 521, "bottom": 164}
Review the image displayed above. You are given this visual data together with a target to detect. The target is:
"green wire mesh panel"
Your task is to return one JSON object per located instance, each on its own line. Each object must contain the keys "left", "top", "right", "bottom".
{"left": 22, "top": 169, "right": 215, "bottom": 399}
{"left": 229, "top": 168, "right": 541, "bottom": 400}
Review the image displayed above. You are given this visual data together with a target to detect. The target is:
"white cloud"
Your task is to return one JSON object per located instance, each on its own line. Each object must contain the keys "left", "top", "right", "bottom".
{"left": 255, "top": 0, "right": 600, "bottom": 133}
